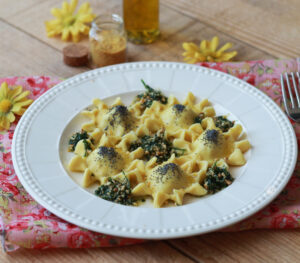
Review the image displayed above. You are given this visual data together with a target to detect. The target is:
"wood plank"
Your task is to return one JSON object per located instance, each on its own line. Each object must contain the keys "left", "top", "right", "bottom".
{"left": 0, "top": 241, "right": 195, "bottom": 263}
{"left": 4, "top": 0, "right": 274, "bottom": 63}
{"left": 162, "top": 20, "right": 275, "bottom": 61}
{"left": 0, "top": 20, "right": 87, "bottom": 78}
{"left": 0, "top": 0, "right": 47, "bottom": 19}
{"left": 161, "top": 0, "right": 300, "bottom": 58}
{"left": 169, "top": 230, "right": 300, "bottom": 263}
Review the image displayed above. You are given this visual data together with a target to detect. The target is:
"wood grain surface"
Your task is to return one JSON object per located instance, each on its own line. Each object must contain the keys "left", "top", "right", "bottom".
{"left": 0, "top": 0, "right": 298, "bottom": 262}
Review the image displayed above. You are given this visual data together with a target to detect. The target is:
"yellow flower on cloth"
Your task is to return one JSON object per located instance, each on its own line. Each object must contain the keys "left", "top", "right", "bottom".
{"left": 182, "top": 36, "right": 237, "bottom": 63}
{"left": 45, "top": 0, "right": 95, "bottom": 42}
{"left": 0, "top": 82, "right": 33, "bottom": 130}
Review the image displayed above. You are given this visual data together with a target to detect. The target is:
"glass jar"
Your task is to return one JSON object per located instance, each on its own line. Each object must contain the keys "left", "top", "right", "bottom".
{"left": 123, "top": 0, "right": 160, "bottom": 44}
{"left": 89, "top": 14, "right": 127, "bottom": 68}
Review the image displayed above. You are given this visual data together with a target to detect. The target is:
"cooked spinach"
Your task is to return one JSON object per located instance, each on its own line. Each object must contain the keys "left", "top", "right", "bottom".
{"left": 129, "top": 129, "right": 186, "bottom": 163}
{"left": 95, "top": 177, "right": 134, "bottom": 206}
{"left": 68, "top": 130, "right": 89, "bottom": 152}
{"left": 82, "top": 139, "right": 92, "bottom": 157}
{"left": 214, "top": 116, "right": 234, "bottom": 132}
{"left": 203, "top": 162, "right": 234, "bottom": 193}
{"left": 194, "top": 112, "right": 205, "bottom": 124}
{"left": 136, "top": 79, "right": 168, "bottom": 108}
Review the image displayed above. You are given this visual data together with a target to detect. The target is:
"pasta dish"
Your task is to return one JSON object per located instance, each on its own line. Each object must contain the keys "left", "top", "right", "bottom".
{"left": 67, "top": 80, "right": 251, "bottom": 208}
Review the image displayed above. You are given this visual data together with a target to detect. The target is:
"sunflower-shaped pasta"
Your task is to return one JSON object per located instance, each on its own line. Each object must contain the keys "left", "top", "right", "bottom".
{"left": 132, "top": 157, "right": 207, "bottom": 208}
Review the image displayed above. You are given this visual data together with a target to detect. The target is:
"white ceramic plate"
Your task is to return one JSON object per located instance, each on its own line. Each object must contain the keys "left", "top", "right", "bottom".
{"left": 12, "top": 62, "right": 297, "bottom": 239}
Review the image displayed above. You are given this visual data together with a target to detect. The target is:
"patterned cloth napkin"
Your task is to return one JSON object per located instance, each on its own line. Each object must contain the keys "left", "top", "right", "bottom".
{"left": 1, "top": 58, "right": 300, "bottom": 251}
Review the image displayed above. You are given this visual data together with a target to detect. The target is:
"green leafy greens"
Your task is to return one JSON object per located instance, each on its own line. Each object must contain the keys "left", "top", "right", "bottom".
{"left": 136, "top": 79, "right": 168, "bottom": 108}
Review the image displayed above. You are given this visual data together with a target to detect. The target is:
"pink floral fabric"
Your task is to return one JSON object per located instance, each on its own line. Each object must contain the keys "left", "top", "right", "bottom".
{"left": 0, "top": 77, "right": 143, "bottom": 251}
{"left": 1, "top": 59, "right": 300, "bottom": 251}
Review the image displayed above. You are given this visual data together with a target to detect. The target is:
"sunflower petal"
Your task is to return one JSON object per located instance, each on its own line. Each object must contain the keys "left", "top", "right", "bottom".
{"left": 210, "top": 36, "right": 219, "bottom": 52}
{"left": 62, "top": 1, "right": 70, "bottom": 13}
{"left": 6, "top": 112, "right": 15, "bottom": 123}
{"left": 70, "top": 0, "right": 78, "bottom": 14}
{"left": 219, "top": 51, "right": 238, "bottom": 61}
{"left": 182, "top": 42, "right": 198, "bottom": 52}
{"left": 13, "top": 99, "right": 33, "bottom": 109}
{"left": 199, "top": 40, "right": 208, "bottom": 51}
{"left": 62, "top": 28, "right": 70, "bottom": 41}
{"left": 217, "top": 42, "right": 233, "bottom": 53}
{"left": 0, "top": 82, "right": 9, "bottom": 98}
{"left": 71, "top": 29, "right": 80, "bottom": 42}
{"left": 78, "top": 2, "right": 90, "bottom": 14}
{"left": 51, "top": 8, "right": 62, "bottom": 18}
{"left": 8, "top": 85, "right": 23, "bottom": 99}
{"left": 12, "top": 90, "right": 30, "bottom": 102}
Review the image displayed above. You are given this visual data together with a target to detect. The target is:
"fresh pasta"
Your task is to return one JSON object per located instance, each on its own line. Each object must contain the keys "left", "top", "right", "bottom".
{"left": 67, "top": 80, "right": 251, "bottom": 208}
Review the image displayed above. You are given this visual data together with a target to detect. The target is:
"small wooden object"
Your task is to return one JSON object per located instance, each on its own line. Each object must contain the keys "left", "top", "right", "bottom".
{"left": 63, "top": 44, "right": 89, "bottom": 67}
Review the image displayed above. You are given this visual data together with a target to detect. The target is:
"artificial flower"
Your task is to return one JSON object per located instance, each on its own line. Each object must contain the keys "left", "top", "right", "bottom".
{"left": 182, "top": 36, "right": 237, "bottom": 63}
{"left": 0, "top": 82, "right": 33, "bottom": 130}
{"left": 45, "top": 0, "right": 95, "bottom": 42}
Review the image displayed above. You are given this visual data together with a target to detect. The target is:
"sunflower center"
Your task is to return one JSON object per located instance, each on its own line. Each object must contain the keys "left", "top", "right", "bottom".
{"left": 64, "top": 15, "right": 77, "bottom": 27}
{"left": 0, "top": 99, "right": 12, "bottom": 113}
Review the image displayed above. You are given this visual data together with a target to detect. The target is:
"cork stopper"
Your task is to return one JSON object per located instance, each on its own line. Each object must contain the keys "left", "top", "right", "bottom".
{"left": 63, "top": 44, "right": 89, "bottom": 67}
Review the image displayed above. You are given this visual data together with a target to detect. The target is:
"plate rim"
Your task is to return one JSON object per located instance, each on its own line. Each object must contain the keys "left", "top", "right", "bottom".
{"left": 12, "top": 61, "right": 298, "bottom": 239}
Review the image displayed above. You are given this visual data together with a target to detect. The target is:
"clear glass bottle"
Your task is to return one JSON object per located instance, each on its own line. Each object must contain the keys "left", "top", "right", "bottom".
{"left": 123, "top": 0, "right": 160, "bottom": 44}
{"left": 89, "top": 14, "right": 127, "bottom": 68}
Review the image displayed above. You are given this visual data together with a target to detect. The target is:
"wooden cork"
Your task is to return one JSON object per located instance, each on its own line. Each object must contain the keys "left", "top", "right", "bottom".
{"left": 63, "top": 44, "right": 89, "bottom": 67}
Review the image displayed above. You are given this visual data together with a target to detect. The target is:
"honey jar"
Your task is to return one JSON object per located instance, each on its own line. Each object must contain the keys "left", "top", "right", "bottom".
{"left": 89, "top": 14, "right": 127, "bottom": 68}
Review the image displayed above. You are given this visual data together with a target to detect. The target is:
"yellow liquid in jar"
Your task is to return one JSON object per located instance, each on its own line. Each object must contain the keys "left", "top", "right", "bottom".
{"left": 90, "top": 30, "right": 127, "bottom": 68}
{"left": 123, "top": 0, "right": 160, "bottom": 44}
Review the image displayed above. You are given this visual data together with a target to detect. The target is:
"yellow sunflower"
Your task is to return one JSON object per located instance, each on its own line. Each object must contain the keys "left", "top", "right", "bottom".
{"left": 182, "top": 36, "right": 237, "bottom": 63}
{"left": 45, "top": 0, "right": 95, "bottom": 42}
{"left": 0, "top": 82, "right": 33, "bottom": 130}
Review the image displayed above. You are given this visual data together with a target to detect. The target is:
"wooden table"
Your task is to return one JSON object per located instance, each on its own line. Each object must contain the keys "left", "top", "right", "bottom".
{"left": 1, "top": 0, "right": 300, "bottom": 262}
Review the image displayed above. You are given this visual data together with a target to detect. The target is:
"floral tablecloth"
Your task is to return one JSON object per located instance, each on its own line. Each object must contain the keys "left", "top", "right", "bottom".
{"left": 1, "top": 58, "right": 300, "bottom": 251}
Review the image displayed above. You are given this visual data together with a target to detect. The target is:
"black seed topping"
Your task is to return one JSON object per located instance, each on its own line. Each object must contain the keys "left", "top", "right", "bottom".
{"left": 173, "top": 104, "right": 185, "bottom": 112}
{"left": 97, "top": 146, "right": 117, "bottom": 159}
{"left": 204, "top": 129, "right": 219, "bottom": 144}
{"left": 113, "top": 105, "right": 128, "bottom": 116}
{"left": 156, "top": 163, "right": 179, "bottom": 175}
{"left": 149, "top": 163, "right": 183, "bottom": 185}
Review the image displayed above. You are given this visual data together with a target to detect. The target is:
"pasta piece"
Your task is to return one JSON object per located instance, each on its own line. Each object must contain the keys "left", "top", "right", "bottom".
{"left": 227, "top": 124, "right": 242, "bottom": 140}
{"left": 86, "top": 146, "right": 125, "bottom": 182}
{"left": 68, "top": 155, "right": 87, "bottom": 172}
{"left": 161, "top": 104, "right": 197, "bottom": 129}
{"left": 203, "top": 106, "right": 215, "bottom": 117}
{"left": 183, "top": 92, "right": 196, "bottom": 106}
{"left": 132, "top": 160, "right": 207, "bottom": 208}
{"left": 227, "top": 148, "right": 246, "bottom": 166}
{"left": 235, "top": 139, "right": 251, "bottom": 153}
{"left": 101, "top": 105, "right": 136, "bottom": 137}
{"left": 82, "top": 168, "right": 97, "bottom": 187}
{"left": 74, "top": 139, "right": 93, "bottom": 157}
{"left": 168, "top": 95, "right": 180, "bottom": 106}
{"left": 194, "top": 129, "right": 234, "bottom": 163}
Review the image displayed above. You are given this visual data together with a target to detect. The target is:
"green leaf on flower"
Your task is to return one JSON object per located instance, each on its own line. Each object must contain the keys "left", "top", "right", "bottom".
{"left": 0, "top": 196, "right": 8, "bottom": 209}
{"left": 266, "top": 67, "right": 273, "bottom": 74}
{"left": 34, "top": 220, "right": 48, "bottom": 228}
{"left": 23, "top": 226, "right": 33, "bottom": 233}
{"left": 257, "top": 67, "right": 264, "bottom": 76}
